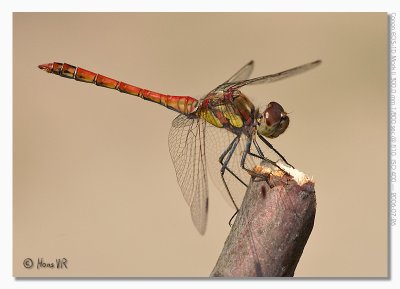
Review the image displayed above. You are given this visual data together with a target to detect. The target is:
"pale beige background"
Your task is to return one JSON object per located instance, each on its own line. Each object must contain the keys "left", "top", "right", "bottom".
{"left": 13, "top": 13, "right": 388, "bottom": 277}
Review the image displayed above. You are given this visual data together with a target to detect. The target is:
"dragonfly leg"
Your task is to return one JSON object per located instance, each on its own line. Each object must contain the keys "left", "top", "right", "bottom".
{"left": 248, "top": 151, "right": 285, "bottom": 171}
{"left": 240, "top": 137, "right": 263, "bottom": 175}
{"left": 252, "top": 138, "right": 281, "bottom": 168}
{"left": 252, "top": 139, "right": 282, "bottom": 169}
{"left": 228, "top": 209, "right": 239, "bottom": 227}
{"left": 249, "top": 139, "right": 287, "bottom": 172}
{"left": 219, "top": 138, "right": 248, "bottom": 189}
{"left": 218, "top": 136, "right": 236, "bottom": 164}
{"left": 247, "top": 142, "right": 280, "bottom": 170}
{"left": 225, "top": 167, "right": 248, "bottom": 188}
{"left": 252, "top": 139, "right": 265, "bottom": 158}
{"left": 240, "top": 138, "right": 280, "bottom": 188}
{"left": 219, "top": 135, "right": 242, "bottom": 225}
{"left": 257, "top": 133, "right": 294, "bottom": 168}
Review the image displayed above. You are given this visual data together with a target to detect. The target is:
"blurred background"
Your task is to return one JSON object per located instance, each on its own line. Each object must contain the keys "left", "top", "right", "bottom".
{"left": 14, "top": 13, "right": 388, "bottom": 277}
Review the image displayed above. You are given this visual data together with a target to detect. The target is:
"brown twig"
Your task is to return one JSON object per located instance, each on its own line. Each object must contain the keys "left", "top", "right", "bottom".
{"left": 210, "top": 161, "right": 316, "bottom": 277}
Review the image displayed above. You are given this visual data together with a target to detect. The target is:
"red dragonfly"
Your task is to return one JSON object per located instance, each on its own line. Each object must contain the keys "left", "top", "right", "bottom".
{"left": 38, "top": 60, "right": 321, "bottom": 234}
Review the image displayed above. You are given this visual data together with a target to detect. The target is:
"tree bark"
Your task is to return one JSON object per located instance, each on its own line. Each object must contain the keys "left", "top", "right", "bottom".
{"left": 210, "top": 161, "right": 316, "bottom": 277}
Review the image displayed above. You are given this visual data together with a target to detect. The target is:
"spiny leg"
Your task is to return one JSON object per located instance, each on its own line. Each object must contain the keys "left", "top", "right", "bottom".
{"left": 252, "top": 139, "right": 265, "bottom": 158}
{"left": 219, "top": 138, "right": 248, "bottom": 188}
{"left": 257, "top": 133, "right": 294, "bottom": 168}
{"left": 248, "top": 152, "right": 284, "bottom": 172}
{"left": 240, "top": 137, "right": 261, "bottom": 176}
{"left": 220, "top": 136, "right": 264, "bottom": 226}
{"left": 219, "top": 135, "right": 241, "bottom": 226}
{"left": 251, "top": 138, "right": 286, "bottom": 172}
{"left": 242, "top": 139, "right": 264, "bottom": 274}
{"left": 218, "top": 136, "right": 260, "bottom": 225}
{"left": 220, "top": 135, "right": 286, "bottom": 227}
{"left": 253, "top": 138, "right": 281, "bottom": 168}
{"left": 225, "top": 167, "right": 248, "bottom": 187}
{"left": 240, "top": 137, "right": 278, "bottom": 188}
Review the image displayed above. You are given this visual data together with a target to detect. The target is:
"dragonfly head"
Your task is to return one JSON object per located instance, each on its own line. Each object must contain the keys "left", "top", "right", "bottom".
{"left": 257, "top": 102, "right": 289, "bottom": 138}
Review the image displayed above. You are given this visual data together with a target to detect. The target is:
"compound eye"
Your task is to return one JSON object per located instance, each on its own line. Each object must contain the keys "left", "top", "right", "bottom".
{"left": 264, "top": 102, "right": 285, "bottom": 126}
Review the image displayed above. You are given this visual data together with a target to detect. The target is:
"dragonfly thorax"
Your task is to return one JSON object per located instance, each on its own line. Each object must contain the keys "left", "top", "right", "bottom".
{"left": 256, "top": 102, "right": 289, "bottom": 138}
{"left": 197, "top": 91, "right": 255, "bottom": 133}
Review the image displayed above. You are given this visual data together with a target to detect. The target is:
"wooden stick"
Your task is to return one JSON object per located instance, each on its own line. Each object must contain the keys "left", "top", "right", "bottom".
{"left": 210, "top": 161, "right": 316, "bottom": 277}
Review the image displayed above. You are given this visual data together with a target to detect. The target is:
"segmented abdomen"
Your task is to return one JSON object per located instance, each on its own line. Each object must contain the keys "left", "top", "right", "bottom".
{"left": 38, "top": 62, "right": 199, "bottom": 115}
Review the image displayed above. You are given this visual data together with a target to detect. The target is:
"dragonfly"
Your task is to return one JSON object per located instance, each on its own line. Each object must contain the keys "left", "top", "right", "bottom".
{"left": 38, "top": 59, "right": 321, "bottom": 235}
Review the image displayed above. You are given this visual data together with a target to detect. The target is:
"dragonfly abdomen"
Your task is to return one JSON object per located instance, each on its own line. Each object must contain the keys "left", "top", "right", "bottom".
{"left": 38, "top": 62, "right": 199, "bottom": 115}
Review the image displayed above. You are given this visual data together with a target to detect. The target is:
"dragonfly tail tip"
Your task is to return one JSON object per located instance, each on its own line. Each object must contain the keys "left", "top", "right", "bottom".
{"left": 38, "top": 63, "right": 53, "bottom": 73}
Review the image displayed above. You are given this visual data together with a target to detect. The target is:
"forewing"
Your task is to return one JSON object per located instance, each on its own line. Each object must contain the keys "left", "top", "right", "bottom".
{"left": 225, "top": 60, "right": 321, "bottom": 90}
{"left": 210, "top": 60, "right": 254, "bottom": 93}
{"left": 225, "top": 60, "right": 254, "bottom": 83}
{"left": 168, "top": 114, "right": 208, "bottom": 235}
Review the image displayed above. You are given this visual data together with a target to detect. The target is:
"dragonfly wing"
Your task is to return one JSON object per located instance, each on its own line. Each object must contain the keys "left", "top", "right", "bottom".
{"left": 224, "top": 60, "right": 255, "bottom": 83}
{"left": 205, "top": 123, "right": 258, "bottom": 210}
{"left": 225, "top": 60, "right": 321, "bottom": 90}
{"left": 210, "top": 60, "right": 254, "bottom": 93}
{"left": 168, "top": 114, "right": 209, "bottom": 235}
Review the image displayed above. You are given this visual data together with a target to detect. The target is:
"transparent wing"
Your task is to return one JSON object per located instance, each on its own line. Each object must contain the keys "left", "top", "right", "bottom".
{"left": 168, "top": 114, "right": 209, "bottom": 235}
{"left": 225, "top": 60, "right": 321, "bottom": 90}
{"left": 205, "top": 122, "right": 258, "bottom": 210}
{"left": 210, "top": 60, "right": 254, "bottom": 93}
{"left": 225, "top": 60, "right": 255, "bottom": 83}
